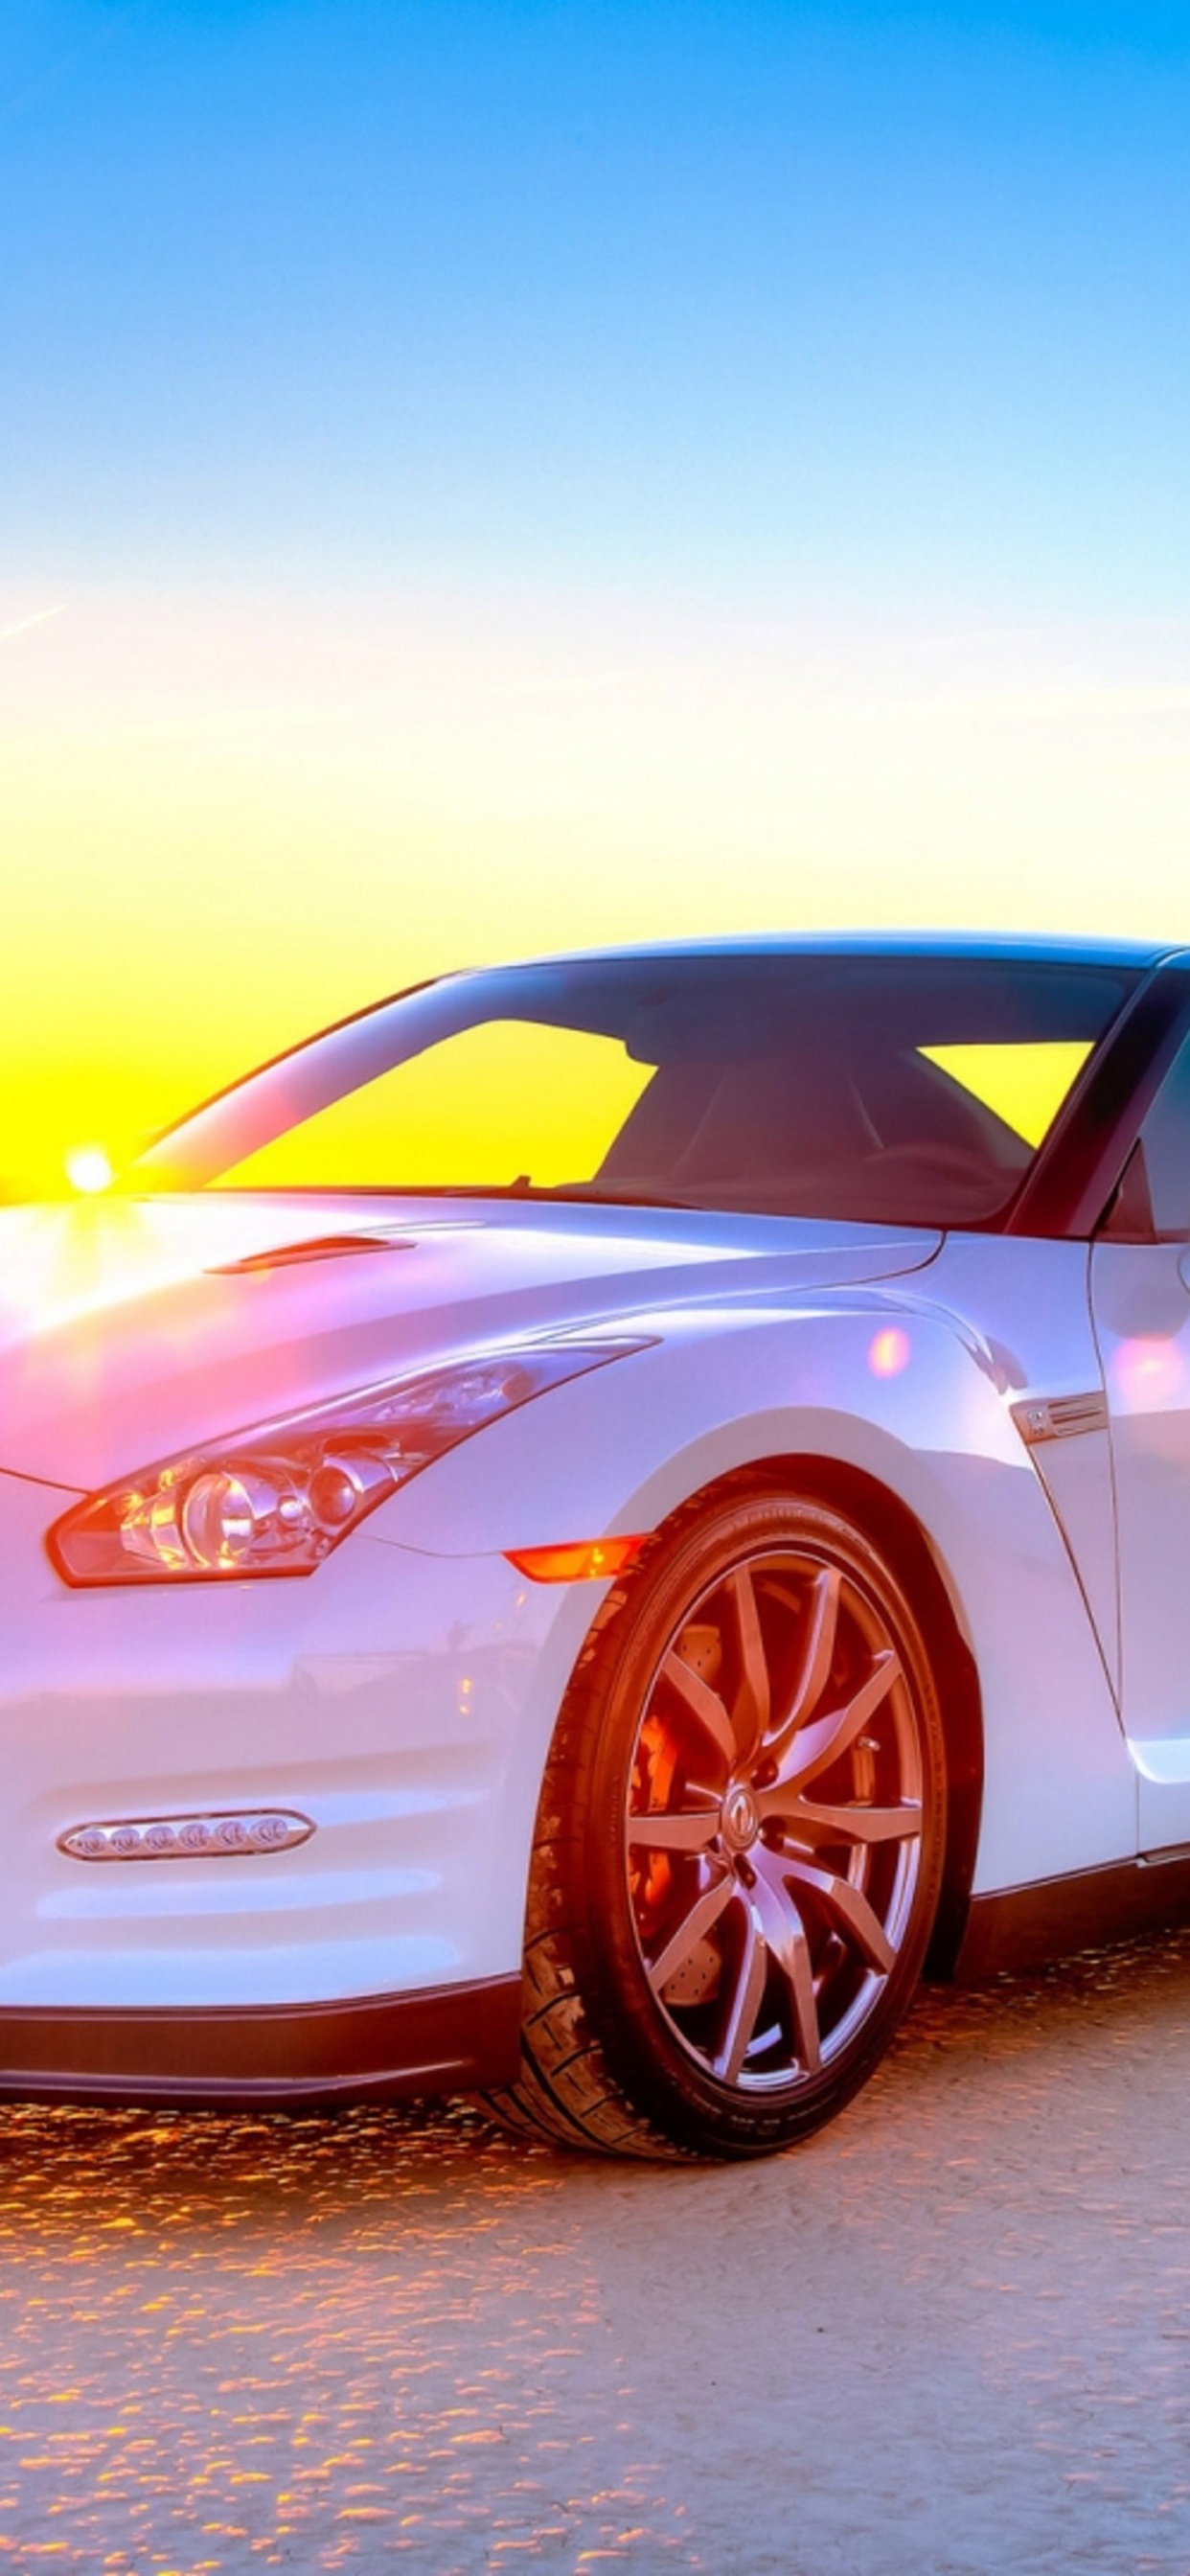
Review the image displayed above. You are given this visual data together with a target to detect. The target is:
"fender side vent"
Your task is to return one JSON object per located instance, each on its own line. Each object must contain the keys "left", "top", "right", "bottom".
{"left": 1011, "top": 1391, "right": 1109, "bottom": 1445}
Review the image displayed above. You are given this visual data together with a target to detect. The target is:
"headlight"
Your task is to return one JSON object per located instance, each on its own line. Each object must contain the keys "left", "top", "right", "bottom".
{"left": 48, "top": 1340, "right": 652, "bottom": 1586}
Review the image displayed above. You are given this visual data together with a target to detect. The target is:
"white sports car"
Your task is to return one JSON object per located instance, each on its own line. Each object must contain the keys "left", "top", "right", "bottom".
{"left": 4, "top": 932, "right": 1190, "bottom": 2159}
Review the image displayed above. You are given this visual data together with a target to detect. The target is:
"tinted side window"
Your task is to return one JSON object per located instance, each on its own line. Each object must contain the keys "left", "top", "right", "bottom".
{"left": 1117, "top": 1035, "right": 1190, "bottom": 1239}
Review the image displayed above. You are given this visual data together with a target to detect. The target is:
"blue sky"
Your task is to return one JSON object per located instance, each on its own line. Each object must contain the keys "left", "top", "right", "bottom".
{"left": 5, "top": 0, "right": 1190, "bottom": 615}
{"left": 5, "top": 2, "right": 1190, "bottom": 1185}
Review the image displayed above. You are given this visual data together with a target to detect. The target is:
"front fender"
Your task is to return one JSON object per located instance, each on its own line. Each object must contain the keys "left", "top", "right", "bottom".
{"left": 378, "top": 1294, "right": 1137, "bottom": 1897}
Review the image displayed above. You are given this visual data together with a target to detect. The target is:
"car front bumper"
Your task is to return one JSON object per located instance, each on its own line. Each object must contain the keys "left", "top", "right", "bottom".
{"left": 0, "top": 1469, "right": 595, "bottom": 2101}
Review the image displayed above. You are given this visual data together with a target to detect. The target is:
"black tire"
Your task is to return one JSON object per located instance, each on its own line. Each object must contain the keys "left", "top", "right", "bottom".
{"left": 482, "top": 1487, "right": 947, "bottom": 2160}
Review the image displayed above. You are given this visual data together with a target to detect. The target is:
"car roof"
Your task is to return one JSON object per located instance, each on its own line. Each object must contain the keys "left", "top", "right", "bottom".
{"left": 473, "top": 931, "right": 1179, "bottom": 976}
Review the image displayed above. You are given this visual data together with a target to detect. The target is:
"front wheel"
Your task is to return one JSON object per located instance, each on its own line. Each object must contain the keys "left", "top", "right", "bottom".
{"left": 485, "top": 1490, "right": 948, "bottom": 2159}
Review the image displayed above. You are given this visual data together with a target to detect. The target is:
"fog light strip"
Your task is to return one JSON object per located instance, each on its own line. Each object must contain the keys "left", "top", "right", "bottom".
{"left": 58, "top": 1810, "right": 314, "bottom": 1862}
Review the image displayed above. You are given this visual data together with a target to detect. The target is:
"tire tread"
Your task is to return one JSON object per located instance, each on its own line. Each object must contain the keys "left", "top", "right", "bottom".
{"left": 480, "top": 1562, "right": 690, "bottom": 2159}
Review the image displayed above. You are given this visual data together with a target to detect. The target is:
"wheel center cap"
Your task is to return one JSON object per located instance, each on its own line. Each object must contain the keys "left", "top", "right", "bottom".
{"left": 721, "top": 1784, "right": 760, "bottom": 1852}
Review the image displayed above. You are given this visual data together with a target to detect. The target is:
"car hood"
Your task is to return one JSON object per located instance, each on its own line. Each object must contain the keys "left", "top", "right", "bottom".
{"left": 0, "top": 1193, "right": 942, "bottom": 1491}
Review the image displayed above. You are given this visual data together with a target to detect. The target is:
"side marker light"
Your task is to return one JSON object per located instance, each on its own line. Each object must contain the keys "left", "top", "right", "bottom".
{"left": 505, "top": 1535, "right": 648, "bottom": 1584}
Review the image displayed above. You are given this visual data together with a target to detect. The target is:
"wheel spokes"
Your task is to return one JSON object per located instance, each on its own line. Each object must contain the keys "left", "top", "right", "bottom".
{"left": 647, "top": 1867, "right": 734, "bottom": 1996}
{"left": 712, "top": 1893, "right": 768, "bottom": 2084}
{"left": 778, "top": 1797, "right": 922, "bottom": 1848}
{"left": 766, "top": 1650, "right": 901, "bottom": 1800}
{"left": 627, "top": 1540, "right": 924, "bottom": 2097}
{"left": 765, "top": 1565, "right": 841, "bottom": 1773}
{"left": 779, "top": 1856, "right": 897, "bottom": 1974}
{"left": 725, "top": 1564, "right": 770, "bottom": 1759}
{"left": 751, "top": 1853, "right": 821, "bottom": 2074}
{"left": 660, "top": 1650, "right": 736, "bottom": 1766}
{"left": 627, "top": 1806, "right": 721, "bottom": 1852}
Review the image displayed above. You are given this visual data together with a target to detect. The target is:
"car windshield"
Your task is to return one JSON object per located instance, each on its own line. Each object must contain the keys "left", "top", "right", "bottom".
{"left": 135, "top": 952, "right": 1138, "bottom": 1227}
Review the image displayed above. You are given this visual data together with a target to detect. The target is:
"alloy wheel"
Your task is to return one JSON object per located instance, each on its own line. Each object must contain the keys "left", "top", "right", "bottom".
{"left": 625, "top": 1545, "right": 925, "bottom": 2091}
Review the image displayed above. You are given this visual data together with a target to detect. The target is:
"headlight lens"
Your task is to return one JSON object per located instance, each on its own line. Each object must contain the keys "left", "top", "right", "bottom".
{"left": 49, "top": 1340, "right": 651, "bottom": 1586}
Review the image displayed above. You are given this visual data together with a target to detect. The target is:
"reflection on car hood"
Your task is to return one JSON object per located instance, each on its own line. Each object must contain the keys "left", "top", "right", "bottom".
{"left": 0, "top": 1193, "right": 942, "bottom": 1490}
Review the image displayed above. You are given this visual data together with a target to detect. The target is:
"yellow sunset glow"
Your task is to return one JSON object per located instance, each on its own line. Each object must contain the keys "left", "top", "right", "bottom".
{"left": 919, "top": 1044, "right": 1094, "bottom": 1147}
{"left": 222, "top": 1023, "right": 653, "bottom": 1190}
{"left": 3, "top": 584, "right": 1186, "bottom": 1198}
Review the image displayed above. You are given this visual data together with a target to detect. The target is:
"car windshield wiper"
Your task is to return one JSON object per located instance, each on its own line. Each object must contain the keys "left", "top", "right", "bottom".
{"left": 413, "top": 1182, "right": 704, "bottom": 1211}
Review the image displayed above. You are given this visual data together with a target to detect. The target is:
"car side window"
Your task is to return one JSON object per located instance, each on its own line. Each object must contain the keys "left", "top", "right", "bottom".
{"left": 1109, "top": 1031, "right": 1190, "bottom": 1241}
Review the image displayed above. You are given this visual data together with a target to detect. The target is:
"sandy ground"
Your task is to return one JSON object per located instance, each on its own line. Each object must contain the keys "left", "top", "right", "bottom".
{"left": 0, "top": 1936, "right": 1188, "bottom": 2574}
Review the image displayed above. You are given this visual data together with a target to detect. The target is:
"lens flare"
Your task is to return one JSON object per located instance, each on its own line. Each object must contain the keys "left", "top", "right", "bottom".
{"left": 1113, "top": 1336, "right": 1184, "bottom": 1408}
{"left": 869, "top": 1326, "right": 911, "bottom": 1378}
{"left": 64, "top": 1145, "right": 113, "bottom": 1194}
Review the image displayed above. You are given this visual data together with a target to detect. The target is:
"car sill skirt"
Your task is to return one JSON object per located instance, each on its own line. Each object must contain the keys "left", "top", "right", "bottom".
{"left": 0, "top": 1974, "right": 522, "bottom": 2110}
{"left": 954, "top": 1850, "right": 1190, "bottom": 1984}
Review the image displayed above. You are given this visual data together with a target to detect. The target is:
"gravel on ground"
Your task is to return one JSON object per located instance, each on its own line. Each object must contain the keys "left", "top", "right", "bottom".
{"left": 0, "top": 1933, "right": 1189, "bottom": 2573}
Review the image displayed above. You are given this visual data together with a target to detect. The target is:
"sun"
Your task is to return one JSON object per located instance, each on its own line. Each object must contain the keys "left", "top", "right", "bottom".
{"left": 64, "top": 1144, "right": 114, "bottom": 1195}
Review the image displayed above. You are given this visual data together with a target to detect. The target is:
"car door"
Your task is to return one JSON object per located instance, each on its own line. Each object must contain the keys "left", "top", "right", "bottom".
{"left": 1090, "top": 1024, "right": 1190, "bottom": 1850}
